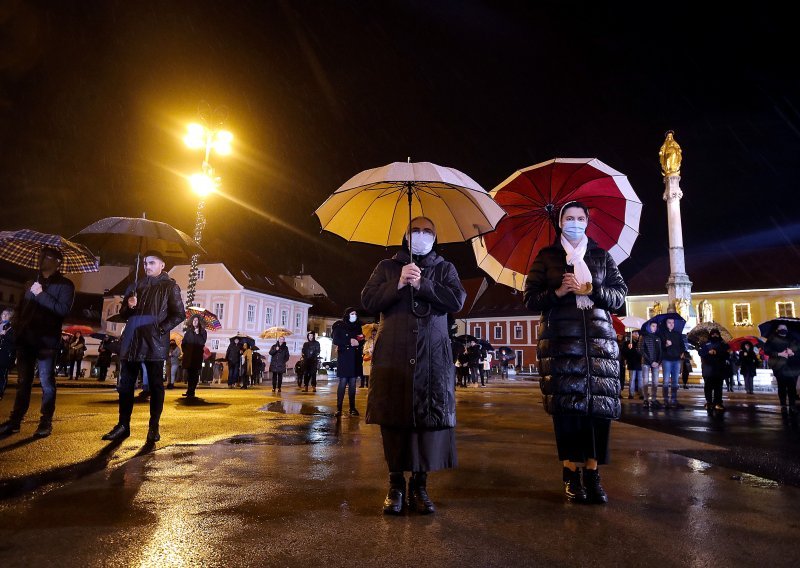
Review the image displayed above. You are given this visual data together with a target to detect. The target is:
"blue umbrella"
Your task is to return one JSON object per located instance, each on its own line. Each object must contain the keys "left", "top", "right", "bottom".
{"left": 758, "top": 317, "right": 800, "bottom": 341}
{"left": 640, "top": 312, "right": 686, "bottom": 334}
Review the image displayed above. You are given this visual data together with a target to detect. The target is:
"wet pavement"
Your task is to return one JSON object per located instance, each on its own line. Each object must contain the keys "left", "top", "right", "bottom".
{"left": 1, "top": 379, "right": 799, "bottom": 567}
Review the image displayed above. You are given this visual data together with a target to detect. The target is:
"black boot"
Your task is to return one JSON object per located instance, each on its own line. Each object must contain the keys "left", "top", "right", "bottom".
{"left": 563, "top": 467, "right": 587, "bottom": 503}
{"left": 383, "top": 472, "right": 406, "bottom": 515}
{"left": 408, "top": 472, "right": 436, "bottom": 514}
{"left": 583, "top": 468, "right": 608, "bottom": 504}
{"left": 33, "top": 419, "right": 53, "bottom": 438}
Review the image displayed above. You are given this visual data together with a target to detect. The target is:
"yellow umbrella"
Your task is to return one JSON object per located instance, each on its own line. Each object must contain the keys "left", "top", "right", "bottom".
{"left": 261, "top": 326, "right": 293, "bottom": 339}
{"left": 170, "top": 331, "right": 183, "bottom": 343}
{"left": 362, "top": 323, "right": 378, "bottom": 336}
{"left": 314, "top": 161, "right": 505, "bottom": 248}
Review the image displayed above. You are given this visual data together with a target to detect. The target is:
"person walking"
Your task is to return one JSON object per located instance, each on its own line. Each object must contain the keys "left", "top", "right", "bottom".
{"left": 166, "top": 339, "right": 181, "bottom": 389}
{"left": 240, "top": 342, "right": 253, "bottom": 389}
{"left": 362, "top": 216, "right": 466, "bottom": 515}
{"left": 764, "top": 324, "right": 799, "bottom": 415}
{"left": 524, "top": 201, "right": 627, "bottom": 504}
{"left": 181, "top": 315, "right": 206, "bottom": 398}
{"left": 622, "top": 330, "right": 643, "bottom": 399}
{"left": 739, "top": 341, "right": 759, "bottom": 395}
{"left": 332, "top": 307, "right": 364, "bottom": 417}
{"left": 639, "top": 322, "right": 663, "bottom": 409}
{"left": 67, "top": 331, "right": 86, "bottom": 380}
{"left": 301, "top": 331, "right": 321, "bottom": 392}
{"left": 96, "top": 337, "right": 113, "bottom": 382}
{"left": 226, "top": 337, "right": 241, "bottom": 388}
{"left": 269, "top": 336, "right": 290, "bottom": 393}
{"left": 660, "top": 317, "right": 684, "bottom": 408}
{"left": 361, "top": 327, "right": 377, "bottom": 388}
{"left": 101, "top": 251, "right": 185, "bottom": 442}
{"left": 0, "top": 308, "right": 16, "bottom": 400}
{"left": 0, "top": 247, "right": 75, "bottom": 438}
{"left": 698, "top": 329, "right": 730, "bottom": 412}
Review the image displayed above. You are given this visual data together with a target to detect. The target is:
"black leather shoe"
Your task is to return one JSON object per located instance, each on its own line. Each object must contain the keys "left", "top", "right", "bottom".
{"left": 33, "top": 422, "right": 53, "bottom": 438}
{"left": 349, "top": 408, "right": 360, "bottom": 416}
{"left": 0, "top": 421, "right": 21, "bottom": 436}
{"left": 408, "top": 477, "right": 436, "bottom": 514}
{"left": 383, "top": 485, "right": 406, "bottom": 515}
{"left": 583, "top": 468, "right": 609, "bottom": 504}
{"left": 102, "top": 424, "right": 130, "bottom": 441}
{"left": 146, "top": 427, "right": 160, "bottom": 443}
{"left": 563, "top": 467, "right": 587, "bottom": 503}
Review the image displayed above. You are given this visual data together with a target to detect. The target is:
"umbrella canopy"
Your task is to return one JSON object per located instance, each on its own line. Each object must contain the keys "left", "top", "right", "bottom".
{"left": 611, "top": 315, "right": 626, "bottom": 335}
{"left": 728, "top": 336, "right": 764, "bottom": 352}
{"left": 477, "top": 338, "right": 494, "bottom": 351}
{"left": 0, "top": 229, "right": 99, "bottom": 274}
{"left": 260, "top": 326, "right": 293, "bottom": 339}
{"left": 64, "top": 324, "right": 93, "bottom": 336}
{"left": 620, "top": 315, "right": 646, "bottom": 330}
{"left": 170, "top": 331, "right": 183, "bottom": 343}
{"left": 361, "top": 322, "right": 378, "bottom": 336}
{"left": 472, "top": 158, "right": 642, "bottom": 291}
{"left": 687, "top": 322, "right": 733, "bottom": 347}
{"left": 73, "top": 216, "right": 205, "bottom": 261}
{"left": 641, "top": 313, "right": 687, "bottom": 334}
{"left": 314, "top": 161, "right": 506, "bottom": 249}
{"left": 186, "top": 307, "right": 222, "bottom": 331}
{"left": 107, "top": 313, "right": 126, "bottom": 324}
{"left": 231, "top": 334, "right": 258, "bottom": 347}
{"left": 455, "top": 334, "right": 479, "bottom": 344}
{"left": 90, "top": 332, "right": 113, "bottom": 341}
{"left": 496, "top": 346, "right": 516, "bottom": 361}
{"left": 758, "top": 317, "right": 800, "bottom": 341}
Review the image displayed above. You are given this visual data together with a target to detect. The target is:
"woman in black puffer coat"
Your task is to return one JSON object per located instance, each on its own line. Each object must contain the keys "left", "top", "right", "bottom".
{"left": 524, "top": 202, "right": 627, "bottom": 504}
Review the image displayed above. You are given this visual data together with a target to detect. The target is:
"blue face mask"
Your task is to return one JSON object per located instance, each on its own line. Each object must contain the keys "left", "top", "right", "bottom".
{"left": 561, "top": 220, "right": 587, "bottom": 241}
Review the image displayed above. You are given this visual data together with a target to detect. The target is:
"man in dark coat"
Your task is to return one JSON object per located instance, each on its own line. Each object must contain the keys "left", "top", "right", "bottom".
{"left": 659, "top": 317, "right": 684, "bottom": 408}
{"left": 764, "top": 324, "right": 799, "bottom": 414}
{"left": 0, "top": 247, "right": 75, "bottom": 438}
{"left": 226, "top": 337, "right": 241, "bottom": 388}
{"left": 0, "top": 308, "right": 15, "bottom": 400}
{"left": 638, "top": 322, "right": 663, "bottom": 409}
{"left": 698, "top": 329, "right": 730, "bottom": 412}
{"left": 301, "top": 331, "right": 321, "bottom": 392}
{"left": 332, "top": 307, "right": 365, "bottom": 416}
{"left": 362, "top": 216, "right": 466, "bottom": 515}
{"left": 268, "top": 336, "right": 290, "bottom": 392}
{"left": 102, "top": 251, "right": 185, "bottom": 442}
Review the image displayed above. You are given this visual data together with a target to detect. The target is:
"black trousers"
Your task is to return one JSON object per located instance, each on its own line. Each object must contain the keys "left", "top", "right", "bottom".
{"left": 185, "top": 366, "right": 201, "bottom": 396}
{"left": 777, "top": 375, "right": 798, "bottom": 407}
{"left": 272, "top": 372, "right": 283, "bottom": 390}
{"left": 303, "top": 368, "right": 317, "bottom": 387}
{"left": 703, "top": 373, "right": 724, "bottom": 405}
{"left": 119, "top": 360, "right": 164, "bottom": 428}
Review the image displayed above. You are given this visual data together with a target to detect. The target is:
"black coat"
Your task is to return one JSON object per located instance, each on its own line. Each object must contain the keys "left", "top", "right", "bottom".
{"left": 698, "top": 339, "right": 730, "bottom": 379}
{"left": 739, "top": 348, "right": 758, "bottom": 375}
{"left": 639, "top": 332, "right": 662, "bottom": 365}
{"left": 0, "top": 322, "right": 15, "bottom": 369}
{"left": 12, "top": 272, "right": 75, "bottom": 351}
{"left": 181, "top": 327, "right": 207, "bottom": 370}
{"left": 301, "top": 339, "right": 321, "bottom": 371}
{"left": 660, "top": 329, "right": 684, "bottom": 361}
{"left": 96, "top": 340, "right": 113, "bottom": 367}
{"left": 118, "top": 273, "right": 185, "bottom": 362}
{"left": 622, "top": 340, "right": 643, "bottom": 371}
{"left": 332, "top": 320, "right": 364, "bottom": 378}
{"left": 225, "top": 340, "right": 241, "bottom": 364}
{"left": 361, "top": 250, "right": 466, "bottom": 429}
{"left": 764, "top": 333, "right": 800, "bottom": 379}
{"left": 268, "top": 342, "right": 290, "bottom": 373}
{"left": 524, "top": 241, "right": 627, "bottom": 419}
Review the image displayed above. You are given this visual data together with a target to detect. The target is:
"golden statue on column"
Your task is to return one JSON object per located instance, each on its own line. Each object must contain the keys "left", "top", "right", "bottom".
{"left": 659, "top": 130, "right": 682, "bottom": 177}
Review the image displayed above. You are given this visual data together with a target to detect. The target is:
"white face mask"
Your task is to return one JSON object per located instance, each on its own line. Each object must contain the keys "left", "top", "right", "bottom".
{"left": 561, "top": 220, "right": 587, "bottom": 241}
{"left": 410, "top": 232, "right": 435, "bottom": 256}
{"left": 348, "top": 314, "right": 357, "bottom": 323}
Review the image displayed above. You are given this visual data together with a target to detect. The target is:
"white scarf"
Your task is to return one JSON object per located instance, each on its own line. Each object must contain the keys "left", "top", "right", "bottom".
{"left": 561, "top": 234, "right": 594, "bottom": 310}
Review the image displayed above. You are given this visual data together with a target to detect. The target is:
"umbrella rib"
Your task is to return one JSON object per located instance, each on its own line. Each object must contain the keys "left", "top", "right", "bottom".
{"left": 346, "top": 184, "right": 401, "bottom": 242}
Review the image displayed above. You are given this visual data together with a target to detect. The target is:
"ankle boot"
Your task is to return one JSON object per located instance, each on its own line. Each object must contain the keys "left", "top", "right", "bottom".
{"left": 583, "top": 468, "right": 608, "bottom": 504}
{"left": 563, "top": 467, "right": 587, "bottom": 503}
{"left": 408, "top": 472, "right": 436, "bottom": 514}
{"left": 383, "top": 472, "right": 406, "bottom": 515}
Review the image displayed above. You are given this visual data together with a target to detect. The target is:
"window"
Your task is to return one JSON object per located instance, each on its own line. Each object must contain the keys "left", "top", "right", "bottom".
{"left": 265, "top": 307, "right": 273, "bottom": 326}
{"left": 110, "top": 323, "right": 117, "bottom": 333}
{"left": 247, "top": 304, "right": 256, "bottom": 324}
{"left": 281, "top": 310, "right": 288, "bottom": 327}
{"left": 325, "top": 325, "right": 332, "bottom": 336}
{"left": 514, "top": 325, "right": 523, "bottom": 340}
{"left": 733, "top": 303, "right": 751, "bottom": 326}
{"left": 295, "top": 313, "right": 301, "bottom": 330}
{"left": 213, "top": 302, "right": 225, "bottom": 324}
{"left": 494, "top": 325, "right": 502, "bottom": 340}
{"left": 211, "top": 339, "right": 220, "bottom": 350}
{"left": 777, "top": 301, "right": 795, "bottom": 318}
{"left": 197, "top": 268, "right": 205, "bottom": 281}
{"left": 515, "top": 350, "right": 524, "bottom": 367}
{"left": 473, "top": 326, "right": 481, "bottom": 339}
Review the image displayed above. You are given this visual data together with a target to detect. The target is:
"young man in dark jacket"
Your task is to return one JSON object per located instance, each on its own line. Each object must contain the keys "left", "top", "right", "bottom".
{"left": 102, "top": 251, "right": 185, "bottom": 443}
{"left": 0, "top": 248, "right": 75, "bottom": 438}
{"left": 699, "top": 329, "right": 730, "bottom": 412}
{"left": 660, "top": 317, "right": 684, "bottom": 408}
{"left": 638, "top": 322, "right": 662, "bottom": 409}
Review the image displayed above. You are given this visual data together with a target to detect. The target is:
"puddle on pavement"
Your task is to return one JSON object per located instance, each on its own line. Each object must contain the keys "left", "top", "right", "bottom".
{"left": 224, "top": 421, "right": 335, "bottom": 447}
{"left": 260, "top": 401, "right": 331, "bottom": 416}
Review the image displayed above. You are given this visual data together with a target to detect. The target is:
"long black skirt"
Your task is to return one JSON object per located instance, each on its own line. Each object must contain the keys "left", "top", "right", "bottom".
{"left": 553, "top": 415, "right": 611, "bottom": 465}
{"left": 380, "top": 426, "right": 457, "bottom": 472}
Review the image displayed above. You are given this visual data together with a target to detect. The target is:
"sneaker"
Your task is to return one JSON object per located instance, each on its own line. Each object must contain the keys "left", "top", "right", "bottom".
{"left": 349, "top": 408, "right": 360, "bottom": 416}
{"left": 33, "top": 422, "right": 52, "bottom": 438}
{"left": 714, "top": 403, "right": 725, "bottom": 411}
{"left": 0, "top": 421, "right": 21, "bottom": 436}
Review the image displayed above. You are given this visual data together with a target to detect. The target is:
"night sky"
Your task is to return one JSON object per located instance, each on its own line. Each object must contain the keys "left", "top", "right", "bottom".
{"left": 2, "top": 1, "right": 798, "bottom": 308}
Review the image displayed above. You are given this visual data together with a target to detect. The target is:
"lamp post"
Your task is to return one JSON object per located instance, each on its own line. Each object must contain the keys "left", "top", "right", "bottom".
{"left": 184, "top": 110, "right": 233, "bottom": 307}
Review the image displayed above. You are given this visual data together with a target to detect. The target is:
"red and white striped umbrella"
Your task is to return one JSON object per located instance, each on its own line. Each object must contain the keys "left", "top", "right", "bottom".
{"left": 473, "top": 158, "right": 642, "bottom": 291}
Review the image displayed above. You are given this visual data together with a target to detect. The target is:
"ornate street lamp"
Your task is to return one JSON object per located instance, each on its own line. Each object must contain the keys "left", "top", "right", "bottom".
{"left": 184, "top": 104, "right": 233, "bottom": 307}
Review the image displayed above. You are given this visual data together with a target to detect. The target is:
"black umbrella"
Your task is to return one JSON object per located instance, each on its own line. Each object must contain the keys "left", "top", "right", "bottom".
{"left": 496, "top": 346, "right": 516, "bottom": 361}
{"left": 477, "top": 339, "right": 494, "bottom": 351}
{"left": 687, "top": 322, "right": 733, "bottom": 347}
{"left": 230, "top": 334, "right": 258, "bottom": 348}
{"left": 73, "top": 215, "right": 206, "bottom": 288}
{"left": 455, "top": 334, "right": 478, "bottom": 344}
{"left": 759, "top": 317, "right": 800, "bottom": 342}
